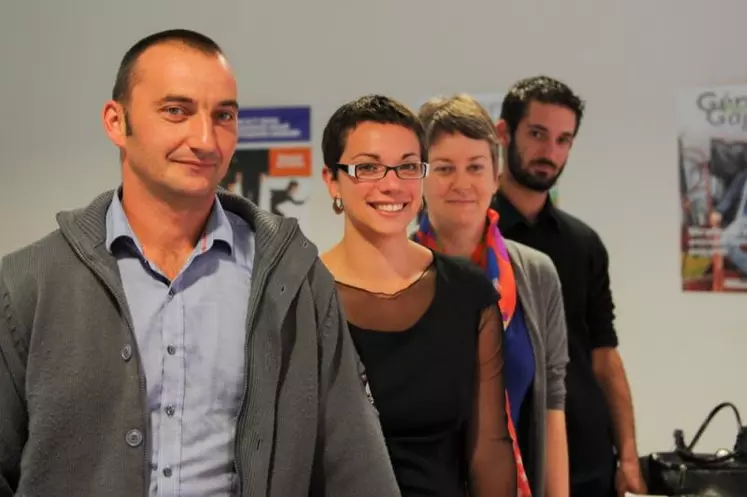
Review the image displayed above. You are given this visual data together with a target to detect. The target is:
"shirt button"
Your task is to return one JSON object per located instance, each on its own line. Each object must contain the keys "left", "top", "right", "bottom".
{"left": 163, "top": 467, "right": 172, "bottom": 478}
{"left": 125, "top": 429, "right": 143, "bottom": 447}
{"left": 121, "top": 344, "right": 132, "bottom": 361}
{"left": 167, "top": 345, "right": 176, "bottom": 355}
{"left": 165, "top": 405, "right": 175, "bottom": 417}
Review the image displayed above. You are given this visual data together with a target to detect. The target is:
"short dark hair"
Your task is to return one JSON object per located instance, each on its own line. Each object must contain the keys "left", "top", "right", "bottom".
{"left": 112, "top": 29, "right": 224, "bottom": 104}
{"left": 322, "top": 94, "right": 426, "bottom": 176}
{"left": 419, "top": 93, "right": 499, "bottom": 169}
{"left": 500, "top": 75, "right": 585, "bottom": 136}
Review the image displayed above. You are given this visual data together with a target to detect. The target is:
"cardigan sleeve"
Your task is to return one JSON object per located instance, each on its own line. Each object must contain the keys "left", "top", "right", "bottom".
{"left": 0, "top": 260, "right": 29, "bottom": 496}
{"left": 508, "top": 241, "right": 569, "bottom": 411}
{"left": 537, "top": 258, "right": 569, "bottom": 410}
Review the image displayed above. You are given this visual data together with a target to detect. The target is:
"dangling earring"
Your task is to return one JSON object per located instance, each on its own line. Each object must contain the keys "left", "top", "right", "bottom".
{"left": 415, "top": 195, "right": 425, "bottom": 216}
{"left": 332, "top": 196, "right": 344, "bottom": 215}
{"left": 416, "top": 195, "right": 427, "bottom": 224}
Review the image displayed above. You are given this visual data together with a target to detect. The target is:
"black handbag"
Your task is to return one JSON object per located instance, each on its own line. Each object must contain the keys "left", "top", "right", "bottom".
{"left": 641, "top": 402, "right": 747, "bottom": 496}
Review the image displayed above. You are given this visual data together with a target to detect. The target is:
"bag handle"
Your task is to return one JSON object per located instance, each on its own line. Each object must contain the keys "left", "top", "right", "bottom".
{"left": 673, "top": 401, "right": 745, "bottom": 465}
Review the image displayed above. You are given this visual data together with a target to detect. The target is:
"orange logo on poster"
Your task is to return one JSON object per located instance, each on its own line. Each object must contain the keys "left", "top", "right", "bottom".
{"left": 269, "top": 147, "right": 312, "bottom": 176}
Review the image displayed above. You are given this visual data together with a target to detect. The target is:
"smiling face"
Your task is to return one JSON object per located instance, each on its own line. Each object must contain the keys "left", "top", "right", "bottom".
{"left": 424, "top": 132, "right": 498, "bottom": 232}
{"left": 323, "top": 121, "right": 424, "bottom": 238}
{"left": 103, "top": 41, "right": 239, "bottom": 204}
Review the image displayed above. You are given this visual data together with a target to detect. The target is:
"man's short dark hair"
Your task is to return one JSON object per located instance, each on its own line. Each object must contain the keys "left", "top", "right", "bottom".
{"left": 322, "top": 94, "right": 426, "bottom": 177}
{"left": 111, "top": 29, "right": 224, "bottom": 104}
{"left": 500, "top": 75, "right": 585, "bottom": 136}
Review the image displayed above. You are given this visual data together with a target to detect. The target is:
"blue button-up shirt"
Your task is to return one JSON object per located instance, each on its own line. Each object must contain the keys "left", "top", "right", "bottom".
{"left": 106, "top": 192, "right": 254, "bottom": 497}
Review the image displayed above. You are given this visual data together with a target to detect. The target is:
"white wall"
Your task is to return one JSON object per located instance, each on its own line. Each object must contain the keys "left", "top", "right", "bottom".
{"left": 1, "top": 0, "right": 745, "bottom": 455}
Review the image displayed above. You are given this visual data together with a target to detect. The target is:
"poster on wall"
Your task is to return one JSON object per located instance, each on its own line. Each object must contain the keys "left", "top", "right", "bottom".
{"left": 408, "top": 92, "right": 559, "bottom": 232}
{"left": 221, "top": 106, "right": 313, "bottom": 234}
{"left": 679, "top": 85, "right": 747, "bottom": 292}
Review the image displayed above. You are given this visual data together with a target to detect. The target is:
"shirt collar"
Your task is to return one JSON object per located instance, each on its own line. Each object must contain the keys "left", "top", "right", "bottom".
{"left": 105, "top": 188, "right": 235, "bottom": 255}
{"left": 493, "top": 191, "right": 560, "bottom": 232}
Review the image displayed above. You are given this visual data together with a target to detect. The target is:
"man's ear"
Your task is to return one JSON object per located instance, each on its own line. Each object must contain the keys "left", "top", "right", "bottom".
{"left": 495, "top": 119, "right": 511, "bottom": 148}
{"left": 102, "top": 100, "right": 128, "bottom": 147}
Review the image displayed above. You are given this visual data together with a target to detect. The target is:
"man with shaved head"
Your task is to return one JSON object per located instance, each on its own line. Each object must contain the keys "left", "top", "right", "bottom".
{"left": 0, "top": 29, "right": 399, "bottom": 497}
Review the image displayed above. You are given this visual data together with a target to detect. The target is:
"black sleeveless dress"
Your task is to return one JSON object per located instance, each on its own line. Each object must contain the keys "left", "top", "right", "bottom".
{"left": 335, "top": 252, "right": 516, "bottom": 497}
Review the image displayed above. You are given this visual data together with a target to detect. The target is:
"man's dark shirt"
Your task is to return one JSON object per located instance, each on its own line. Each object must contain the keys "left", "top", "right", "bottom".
{"left": 492, "top": 192, "right": 618, "bottom": 483}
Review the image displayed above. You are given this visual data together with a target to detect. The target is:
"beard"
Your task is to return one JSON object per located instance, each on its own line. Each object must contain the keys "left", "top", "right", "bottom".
{"left": 506, "top": 138, "right": 565, "bottom": 192}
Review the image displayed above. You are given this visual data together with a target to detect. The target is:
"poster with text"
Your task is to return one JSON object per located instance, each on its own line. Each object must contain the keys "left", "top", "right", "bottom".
{"left": 221, "top": 106, "right": 313, "bottom": 232}
{"left": 409, "top": 92, "right": 559, "bottom": 232}
{"left": 679, "top": 85, "right": 747, "bottom": 292}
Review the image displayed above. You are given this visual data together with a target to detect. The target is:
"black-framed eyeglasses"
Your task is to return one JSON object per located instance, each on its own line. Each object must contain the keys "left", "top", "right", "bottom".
{"left": 335, "top": 162, "right": 429, "bottom": 181}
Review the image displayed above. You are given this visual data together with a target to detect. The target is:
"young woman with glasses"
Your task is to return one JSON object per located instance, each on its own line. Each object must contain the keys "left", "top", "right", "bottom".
{"left": 319, "top": 94, "right": 517, "bottom": 497}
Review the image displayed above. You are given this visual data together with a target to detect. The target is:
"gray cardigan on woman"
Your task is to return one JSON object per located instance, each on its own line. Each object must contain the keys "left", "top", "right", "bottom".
{"left": 506, "top": 239, "right": 569, "bottom": 497}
